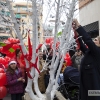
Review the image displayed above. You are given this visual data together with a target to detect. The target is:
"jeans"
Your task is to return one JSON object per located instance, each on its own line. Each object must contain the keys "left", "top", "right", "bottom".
{"left": 11, "top": 93, "right": 23, "bottom": 100}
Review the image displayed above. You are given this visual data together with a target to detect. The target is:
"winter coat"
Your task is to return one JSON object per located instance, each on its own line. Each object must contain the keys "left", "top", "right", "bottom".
{"left": 32, "top": 59, "right": 46, "bottom": 93}
{"left": 6, "top": 68, "right": 24, "bottom": 94}
{"left": 71, "top": 54, "right": 83, "bottom": 69}
{"left": 76, "top": 26, "right": 100, "bottom": 100}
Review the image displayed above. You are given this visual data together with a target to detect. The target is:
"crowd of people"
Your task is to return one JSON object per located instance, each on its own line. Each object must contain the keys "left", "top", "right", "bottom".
{"left": 0, "top": 19, "right": 100, "bottom": 100}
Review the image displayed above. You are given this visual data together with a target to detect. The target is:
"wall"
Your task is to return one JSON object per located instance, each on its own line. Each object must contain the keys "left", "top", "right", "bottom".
{"left": 79, "top": 0, "right": 100, "bottom": 35}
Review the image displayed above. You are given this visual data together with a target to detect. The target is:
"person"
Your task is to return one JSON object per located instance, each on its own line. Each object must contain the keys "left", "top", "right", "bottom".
{"left": 72, "top": 19, "right": 100, "bottom": 100}
{"left": 71, "top": 49, "right": 84, "bottom": 71}
{"left": 32, "top": 51, "right": 47, "bottom": 93}
{"left": 15, "top": 48, "right": 27, "bottom": 89}
{"left": 43, "top": 45, "right": 53, "bottom": 88}
{"left": 15, "top": 49, "right": 26, "bottom": 78}
{"left": 6, "top": 60, "right": 25, "bottom": 100}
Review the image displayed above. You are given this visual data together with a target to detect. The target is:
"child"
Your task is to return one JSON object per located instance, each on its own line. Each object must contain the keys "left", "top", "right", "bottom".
{"left": 6, "top": 60, "right": 25, "bottom": 100}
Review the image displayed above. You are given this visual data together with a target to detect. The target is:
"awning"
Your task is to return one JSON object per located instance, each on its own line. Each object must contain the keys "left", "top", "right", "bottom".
{"left": 83, "top": 21, "right": 99, "bottom": 33}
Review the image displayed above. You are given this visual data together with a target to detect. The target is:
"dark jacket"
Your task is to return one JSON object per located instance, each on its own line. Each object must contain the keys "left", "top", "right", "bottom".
{"left": 6, "top": 68, "right": 24, "bottom": 94}
{"left": 76, "top": 26, "right": 100, "bottom": 100}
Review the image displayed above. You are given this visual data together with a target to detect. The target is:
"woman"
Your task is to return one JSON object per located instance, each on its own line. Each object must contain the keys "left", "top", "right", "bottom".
{"left": 15, "top": 48, "right": 27, "bottom": 89}
{"left": 32, "top": 51, "right": 47, "bottom": 93}
{"left": 72, "top": 19, "right": 100, "bottom": 100}
{"left": 6, "top": 60, "right": 25, "bottom": 100}
{"left": 15, "top": 49, "right": 25, "bottom": 78}
{"left": 71, "top": 49, "right": 84, "bottom": 71}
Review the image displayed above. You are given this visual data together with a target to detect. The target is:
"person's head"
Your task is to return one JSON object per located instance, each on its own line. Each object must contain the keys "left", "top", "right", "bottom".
{"left": 46, "top": 45, "right": 51, "bottom": 52}
{"left": 93, "top": 36, "right": 100, "bottom": 47}
{"left": 39, "top": 51, "right": 43, "bottom": 60}
{"left": 15, "top": 48, "right": 22, "bottom": 57}
{"left": 76, "top": 49, "right": 82, "bottom": 56}
{"left": 7, "top": 60, "right": 17, "bottom": 74}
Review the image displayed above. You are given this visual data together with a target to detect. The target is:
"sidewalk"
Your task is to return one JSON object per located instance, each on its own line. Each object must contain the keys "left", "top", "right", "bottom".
{"left": 3, "top": 94, "right": 11, "bottom": 100}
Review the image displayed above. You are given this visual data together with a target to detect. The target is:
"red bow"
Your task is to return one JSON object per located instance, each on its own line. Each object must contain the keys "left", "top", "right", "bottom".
{"left": 23, "top": 33, "right": 41, "bottom": 79}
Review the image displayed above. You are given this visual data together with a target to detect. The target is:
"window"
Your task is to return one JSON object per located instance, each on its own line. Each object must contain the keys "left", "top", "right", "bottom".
{"left": 21, "top": 6, "right": 27, "bottom": 11}
{"left": 16, "top": 13, "right": 21, "bottom": 18}
{"left": 22, "top": 15, "right": 27, "bottom": 17}
{"left": 0, "top": 27, "right": 5, "bottom": 32}
{"left": 0, "top": 36, "right": 9, "bottom": 42}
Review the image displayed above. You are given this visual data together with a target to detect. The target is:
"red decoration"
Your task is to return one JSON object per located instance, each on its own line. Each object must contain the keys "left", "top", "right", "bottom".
{"left": 45, "top": 37, "right": 54, "bottom": 44}
{"left": 0, "top": 68, "right": 4, "bottom": 73}
{"left": 64, "top": 53, "right": 72, "bottom": 66}
{"left": 50, "top": 41, "right": 60, "bottom": 50}
{"left": 8, "top": 38, "right": 19, "bottom": 43}
{"left": 28, "top": 34, "right": 32, "bottom": 61}
{"left": 12, "top": 44, "right": 20, "bottom": 50}
{"left": 74, "top": 31, "right": 80, "bottom": 50}
{"left": 36, "top": 44, "right": 43, "bottom": 53}
{"left": 0, "top": 73, "right": 7, "bottom": 86}
{"left": 4, "top": 56, "right": 11, "bottom": 68}
{"left": 0, "top": 86, "right": 7, "bottom": 99}
{"left": 45, "top": 38, "right": 50, "bottom": 44}
{"left": 56, "top": 42, "right": 60, "bottom": 49}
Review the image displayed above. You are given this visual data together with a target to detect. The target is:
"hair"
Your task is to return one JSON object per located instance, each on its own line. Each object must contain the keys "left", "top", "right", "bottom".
{"left": 15, "top": 48, "right": 21, "bottom": 57}
{"left": 6, "top": 65, "right": 18, "bottom": 74}
{"left": 97, "top": 36, "right": 100, "bottom": 44}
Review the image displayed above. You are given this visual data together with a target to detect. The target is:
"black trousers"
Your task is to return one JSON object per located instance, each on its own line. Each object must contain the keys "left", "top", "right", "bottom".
{"left": 11, "top": 93, "right": 23, "bottom": 100}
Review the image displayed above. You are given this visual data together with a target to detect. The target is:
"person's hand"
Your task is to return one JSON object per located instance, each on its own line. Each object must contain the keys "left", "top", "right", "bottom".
{"left": 75, "top": 52, "right": 78, "bottom": 56}
{"left": 17, "top": 77, "right": 23, "bottom": 81}
{"left": 72, "top": 19, "right": 80, "bottom": 30}
{"left": 38, "top": 75, "right": 41, "bottom": 78}
{"left": 22, "top": 79, "right": 25, "bottom": 83}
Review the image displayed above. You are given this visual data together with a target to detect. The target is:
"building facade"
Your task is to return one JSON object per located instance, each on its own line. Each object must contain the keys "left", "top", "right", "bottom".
{"left": 0, "top": 1, "right": 43, "bottom": 44}
{"left": 79, "top": 0, "right": 100, "bottom": 38}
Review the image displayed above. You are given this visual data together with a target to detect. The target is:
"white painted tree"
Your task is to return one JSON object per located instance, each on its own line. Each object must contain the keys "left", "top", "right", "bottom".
{"left": 45, "top": 0, "right": 77, "bottom": 100}
{"left": 0, "top": 0, "right": 80, "bottom": 100}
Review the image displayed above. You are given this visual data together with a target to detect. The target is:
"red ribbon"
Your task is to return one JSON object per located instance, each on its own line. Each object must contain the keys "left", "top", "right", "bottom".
{"left": 23, "top": 32, "right": 41, "bottom": 79}
{"left": 74, "top": 31, "right": 80, "bottom": 49}
{"left": 25, "top": 67, "right": 33, "bottom": 79}
{"left": 36, "top": 44, "right": 43, "bottom": 53}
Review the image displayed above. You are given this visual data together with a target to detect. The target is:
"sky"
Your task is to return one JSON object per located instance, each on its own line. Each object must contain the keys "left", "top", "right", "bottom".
{"left": 14, "top": 0, "right": 26, "bottom": 2}
{"left": 14, "top": 0, "right": 79, "bottom": 27}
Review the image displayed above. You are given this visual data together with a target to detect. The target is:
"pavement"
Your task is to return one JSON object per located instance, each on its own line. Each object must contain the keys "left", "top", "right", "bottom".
{"left": 3, "top": 94, "right": 11, "bottom": 100}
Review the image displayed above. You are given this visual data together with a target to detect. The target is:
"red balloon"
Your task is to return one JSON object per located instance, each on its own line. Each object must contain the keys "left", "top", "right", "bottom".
{"left": 8, "top": 38, "right": 19, "bottom": 43}
{"left": 0, "top": 58, "right": 5, "bottom": 65}
{"left": 0, "top": 73, "right": 7, "bottom": 86}
{"left": 0, "top": 86, "right": 7, "bottom": 99}
{"left": 0, "top": 58, "right": 6, "bottom": 66}
{"left": 3, "top": 40, "right": 10, "bottom": 44}
{"left": 0, "top": 68, "right": 4, "bottom": 73}
{"left": 4, "top": 56, "right": 11, "bottom": 62}
{"left": 4, "top": 56, "right": 11, "bottom": 68}
{"left": 0, "top": 47, "right": 3, "bottom": 52}
{"left": 7, "top": 52, "right": 15, "bottom": 58}
{"left": 12, "top": 44, "right": 20, "bottom": 50}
